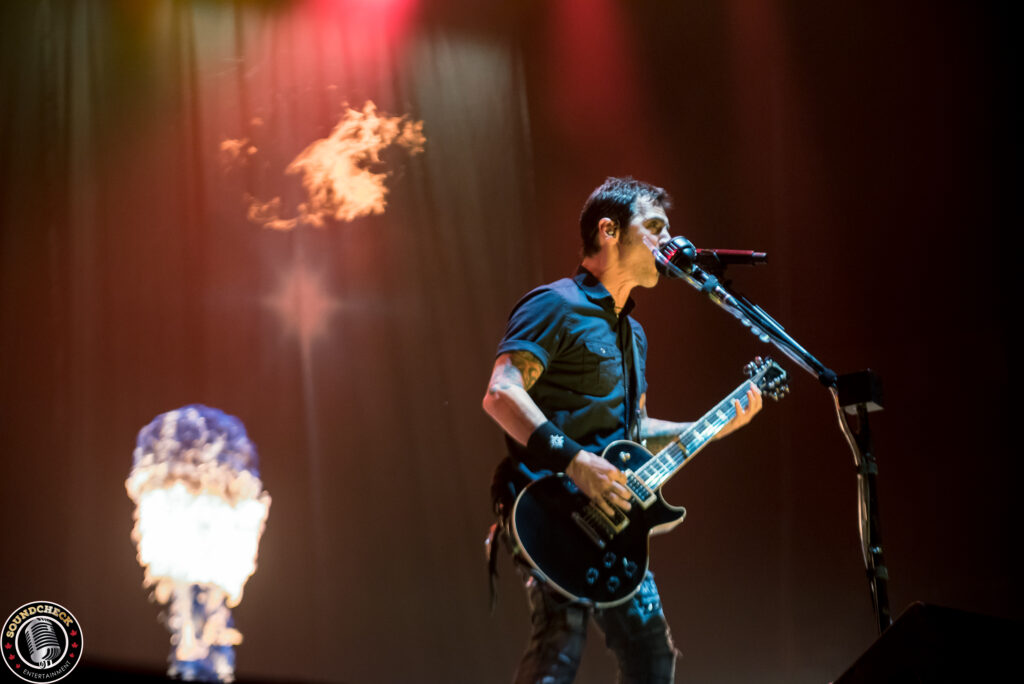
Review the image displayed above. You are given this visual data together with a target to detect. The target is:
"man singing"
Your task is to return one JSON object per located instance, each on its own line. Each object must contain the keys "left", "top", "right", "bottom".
{"left": 483, "top": 177, "right": 762, "bottom": 683}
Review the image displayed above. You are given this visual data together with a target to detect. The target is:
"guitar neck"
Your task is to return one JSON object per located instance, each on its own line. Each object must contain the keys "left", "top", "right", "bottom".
{"left": 634, "top": 381, "right": 752, "bottom": 491}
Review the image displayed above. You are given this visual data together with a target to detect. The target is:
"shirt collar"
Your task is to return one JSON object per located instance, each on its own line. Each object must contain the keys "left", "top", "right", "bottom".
{"left": 574, "top": 266, "right": 636, "bottom": 318}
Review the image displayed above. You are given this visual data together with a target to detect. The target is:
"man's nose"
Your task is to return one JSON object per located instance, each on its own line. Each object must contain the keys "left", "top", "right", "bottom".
{"left": 657, "top": 228, "right": 672, "bottom": 246}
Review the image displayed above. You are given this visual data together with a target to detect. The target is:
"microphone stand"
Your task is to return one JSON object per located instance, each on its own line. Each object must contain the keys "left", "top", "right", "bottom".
{"left": 655, "top": 245, "right": 893, "bottom": 636}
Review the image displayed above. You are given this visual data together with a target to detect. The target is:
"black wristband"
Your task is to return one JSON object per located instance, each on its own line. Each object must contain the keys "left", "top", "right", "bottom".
{"left": 526, "top": 421, "right": 584, "bottom": 472}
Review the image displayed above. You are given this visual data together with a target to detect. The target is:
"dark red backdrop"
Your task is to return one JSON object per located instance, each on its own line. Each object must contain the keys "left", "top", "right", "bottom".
{"left": 0, "top": 1, "right": 1015, "bottom": 682}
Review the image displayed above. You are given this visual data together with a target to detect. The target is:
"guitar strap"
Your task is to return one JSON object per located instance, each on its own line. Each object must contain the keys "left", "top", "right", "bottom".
{"left": 485, "top": 520, "right": 501, "bottom": 612}
{"left": 627, "top": 318, "right": 643, "bottom": 443}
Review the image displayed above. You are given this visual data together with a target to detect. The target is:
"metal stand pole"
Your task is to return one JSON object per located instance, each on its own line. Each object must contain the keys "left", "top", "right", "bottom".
{"left": 654, "top": 239, "right": 894, "bottom": 635}
{"left": 837, "top": 370, "right": 892, "bottom": 634}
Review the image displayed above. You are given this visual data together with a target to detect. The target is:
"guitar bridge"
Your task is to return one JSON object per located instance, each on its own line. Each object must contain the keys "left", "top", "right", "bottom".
{"left": 571, "top": 511, "right": 607, "bottom": 549}
{"left": 571, "top": 501, "right": 630, "bottom": 549}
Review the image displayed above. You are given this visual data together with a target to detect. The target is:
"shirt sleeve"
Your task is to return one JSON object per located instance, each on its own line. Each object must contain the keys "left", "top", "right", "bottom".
{"left": 495, "top": 287, "right": 569, "bottom": 370}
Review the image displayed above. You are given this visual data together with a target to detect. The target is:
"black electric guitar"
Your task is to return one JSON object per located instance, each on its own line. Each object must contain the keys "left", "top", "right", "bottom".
{"left": 511, "top": 357, "right": 789, "bottom": 607}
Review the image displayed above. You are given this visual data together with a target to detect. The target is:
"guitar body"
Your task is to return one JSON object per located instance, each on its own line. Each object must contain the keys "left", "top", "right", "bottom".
{"left": 508, "top": 357, "right": 788, "bottom": 608}
{"left": 511, "top": 440, "right": 686, "bottom": 607}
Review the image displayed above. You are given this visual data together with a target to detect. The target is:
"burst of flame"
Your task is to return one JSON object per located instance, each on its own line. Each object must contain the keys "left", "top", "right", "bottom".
{"left": 230, "top": 100, "right": 425, "bottom": 230}
{"left": 166, "top": 583, "right": 239, "bottom": 680}
{"left": 126, "top": 406, "right": 270, "bottom": 683}
{"left": 219, "top": 138, "right": 258, "bottom": 168}
{"left": 246, "top": 196, "right": 299, "bottom": 232}
{"left": 133, "top": 483, "right": 269, "bottom": 604}
{"left": 287, "top": 100, "right": 425, "bottom": 223}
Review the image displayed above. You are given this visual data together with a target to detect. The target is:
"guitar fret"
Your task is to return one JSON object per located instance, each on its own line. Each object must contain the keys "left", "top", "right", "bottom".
{"left": 632, "top": 362, "right": 785, "bottom": 493}
{"left": 639, "top": 387, "right": 748, "bottom": 490}
{"left": 640, "top": 454, "right": 673, "bottom": 490}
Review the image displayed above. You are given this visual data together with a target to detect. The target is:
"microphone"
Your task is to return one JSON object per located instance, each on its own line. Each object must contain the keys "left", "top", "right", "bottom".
{"left": 655, "top": 237, "right": 767, "bottom": 279}
{"left": 652, "top": 236, "right": 738, "bottom": 307}
{"left": 695, "top": 248, "right": 767, "bottom": 269}
{"left": 653, "top": 236, "right": 697, "bottom": 278}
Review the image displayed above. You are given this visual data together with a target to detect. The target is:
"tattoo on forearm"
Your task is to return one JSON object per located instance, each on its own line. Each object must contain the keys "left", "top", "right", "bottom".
{"left": 489, "top": 351, "right": 544, "bottom": 395}
{"left": 508, "top": 351, "right": 543, "bottom": 391}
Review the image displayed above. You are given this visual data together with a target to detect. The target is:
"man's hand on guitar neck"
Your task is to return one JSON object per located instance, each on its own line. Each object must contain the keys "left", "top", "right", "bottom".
{"left": 715, "top": 384, "right": 763, "bottom": 440}
{"left": 566, "top": 451, "right": 633, "bottom": 517}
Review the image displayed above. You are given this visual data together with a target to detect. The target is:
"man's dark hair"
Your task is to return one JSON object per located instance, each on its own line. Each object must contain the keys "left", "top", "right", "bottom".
{"left": 579, "top": 177, "right": 672, "bottom": 256}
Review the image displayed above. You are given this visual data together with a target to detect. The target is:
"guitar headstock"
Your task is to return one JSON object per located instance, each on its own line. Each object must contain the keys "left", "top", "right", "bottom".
{"left": 744, "top": 356, "right": 789, "bottom": 401}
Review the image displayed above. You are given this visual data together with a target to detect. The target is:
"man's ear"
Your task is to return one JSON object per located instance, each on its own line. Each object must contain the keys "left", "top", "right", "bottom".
{"left": 598, "top": 217, "right": 617, "bottom": 240}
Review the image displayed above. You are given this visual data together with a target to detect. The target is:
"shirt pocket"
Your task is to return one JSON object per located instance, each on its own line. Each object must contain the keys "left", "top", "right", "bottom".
{"left": 582, "top": 338, "right": 621, "bottom": 397}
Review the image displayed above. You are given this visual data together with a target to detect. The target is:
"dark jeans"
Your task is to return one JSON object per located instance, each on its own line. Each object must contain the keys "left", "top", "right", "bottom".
{"left": 513, "top": 564, "right": 679, "bottom": 684}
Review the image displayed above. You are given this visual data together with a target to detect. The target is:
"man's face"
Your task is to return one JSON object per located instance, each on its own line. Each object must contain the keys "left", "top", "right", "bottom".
{"left": 620, "top": 196, "right": 671, "bottom": 287}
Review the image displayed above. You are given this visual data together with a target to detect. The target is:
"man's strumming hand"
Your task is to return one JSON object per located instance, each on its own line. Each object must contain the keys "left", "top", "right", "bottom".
{"left": 566, "top": 451, "right": 633, "bottom": 517}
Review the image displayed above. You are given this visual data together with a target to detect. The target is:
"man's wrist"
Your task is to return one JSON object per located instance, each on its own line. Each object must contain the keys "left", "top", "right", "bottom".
{"left": 526, "top": 421, "right": 584, "bottom": 472}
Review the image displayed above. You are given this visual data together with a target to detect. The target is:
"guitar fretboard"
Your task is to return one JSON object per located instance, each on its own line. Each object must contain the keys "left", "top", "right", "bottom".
{"left": 635, "top": 380, "right": 754, "bottom": 491}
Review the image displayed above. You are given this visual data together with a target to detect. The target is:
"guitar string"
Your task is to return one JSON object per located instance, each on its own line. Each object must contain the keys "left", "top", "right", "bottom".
{"left": 636, "top": 387, "right": 750, "bottom": 491}
{"left": 631, "top": 365, "right": 778, "bottom": 492}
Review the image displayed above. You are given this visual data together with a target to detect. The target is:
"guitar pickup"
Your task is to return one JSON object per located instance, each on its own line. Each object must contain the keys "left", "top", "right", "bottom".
{"left": 624, "top": 471, "right": 657, "bottom": 508}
